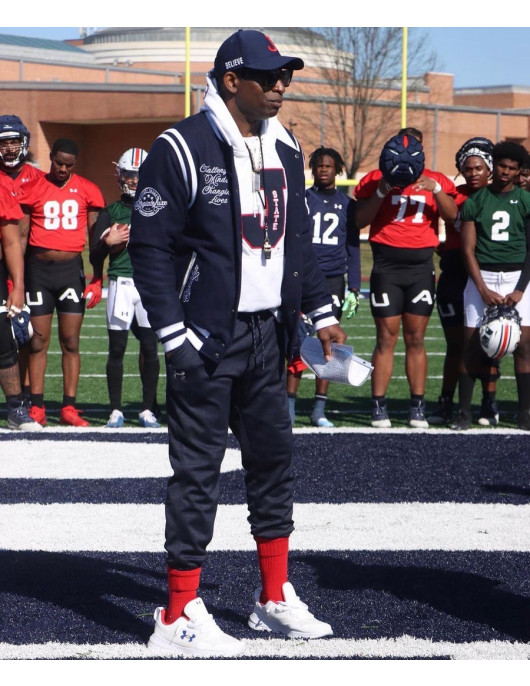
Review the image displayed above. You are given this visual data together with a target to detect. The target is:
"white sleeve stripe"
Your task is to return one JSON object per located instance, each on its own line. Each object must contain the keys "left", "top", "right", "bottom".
{"left": 186, "top": 328, "right": 204, "bottom": 350}
{"left": 159, "top": 132, "right": 190, "bottom": 204}
{"left": 159, "top": 130, "right": 197, "bottom": 208}
{"left": 163, "top": 334, "right": 187, "bottom": 353}
{"left": 161, "top": 128, "right": 198, "bottom": 208}
{"left": 156, "top": 322, "right": 186, "bottom": 339}
{"left": 172, "top": 129, "right": 198, "bottom": 207}
{"left": 313, "top": 315, "right": 339, "bottom": 331}
{"left": 307, "top": 304, "right": 334, "bottom": 319}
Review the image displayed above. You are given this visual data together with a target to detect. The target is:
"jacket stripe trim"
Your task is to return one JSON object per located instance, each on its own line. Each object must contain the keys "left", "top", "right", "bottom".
{"left": 159, "top": 129, "right": 198, "bottom": 208}
{"left": 157, "top": 322, "right": 186, "bottom": 340}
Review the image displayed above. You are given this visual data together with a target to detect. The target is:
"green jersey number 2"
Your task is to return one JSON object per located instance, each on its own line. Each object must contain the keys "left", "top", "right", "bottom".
{"left": 491, "top": 210, "right": 510, "bottom": 242}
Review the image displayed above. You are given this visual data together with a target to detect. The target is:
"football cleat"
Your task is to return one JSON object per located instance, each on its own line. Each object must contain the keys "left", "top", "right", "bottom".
{"left": 29, "top": 404, "right": 47, "bottom": 427}
{"left": 479, "top": 305, "right": 521, "bottom": 359}
{"left": 408, "top": 400, "right": 429, "bottom": 429}
{"left": 59, "top": 405, "right": 89, "bottom": 427}
{"left": 248, "top": 582, "right": 333, "bottom": 639}
{"left": 148, "top": 598, "right": 243, "bottom": 657}
{"left": 517, "top": 409, "right": 530, "bottom": 431}
{"left": 478, "top": 398, "right": 499, "bottom": 427}
{"left": 105, "top": 409, "right": 124, "bottom": 428}
{"left": 8, "top": 404, "right": 43, "bottom": 431}
{"left": 428, "top": 395, "right": 454, "bottom": 426}
{"left": 371, "top": 399, "right": 391, "bottom": 428}
{"left": 139, "top": 409, "right": 161, "bottom": 428}
{"left": 311, "top": 415, "right": 334, "bottom": 428}
{"left": 450, "top": 410, "right": 472, "bottom": 431}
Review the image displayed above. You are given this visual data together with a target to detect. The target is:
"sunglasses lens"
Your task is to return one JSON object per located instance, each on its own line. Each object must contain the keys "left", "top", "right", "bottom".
{"left": 238, "top": 68, "right": 292, "bottom": 90}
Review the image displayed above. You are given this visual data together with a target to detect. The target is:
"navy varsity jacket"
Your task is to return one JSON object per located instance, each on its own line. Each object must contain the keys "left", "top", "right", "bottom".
{"left": 129, "top": 110, "right": 334, "bottom": 366}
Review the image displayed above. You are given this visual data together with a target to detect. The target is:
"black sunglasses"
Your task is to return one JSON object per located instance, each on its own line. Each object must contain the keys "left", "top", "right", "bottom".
{"left": 236, "top": 67, "right": 293, "bottom": 91}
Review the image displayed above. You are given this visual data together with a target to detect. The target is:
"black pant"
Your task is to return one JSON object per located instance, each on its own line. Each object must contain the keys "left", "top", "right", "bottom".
{"left": 164, "top": 312, "right": 294, "bottom": 570}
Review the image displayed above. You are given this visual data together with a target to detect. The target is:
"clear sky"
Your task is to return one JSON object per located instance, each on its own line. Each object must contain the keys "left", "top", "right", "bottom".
{"left": 2, "top": 26, "right": 530, "bottom": 90}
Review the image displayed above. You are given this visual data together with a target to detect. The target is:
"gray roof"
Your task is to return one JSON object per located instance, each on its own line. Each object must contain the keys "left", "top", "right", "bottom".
{"left": 0, "top": 33, "right": 86, "bottom": 53}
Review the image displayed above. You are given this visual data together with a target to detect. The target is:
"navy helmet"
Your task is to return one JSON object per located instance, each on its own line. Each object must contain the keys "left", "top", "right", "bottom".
{"left": 0, "top": 115, "right": 30, "bottom": 167}
{"left": 379, "top": 133, "right": 425, "bottom": 188}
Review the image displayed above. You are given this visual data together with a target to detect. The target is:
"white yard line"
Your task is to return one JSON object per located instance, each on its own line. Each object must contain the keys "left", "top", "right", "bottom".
{"left": 1, "top": 502, "right": 528, "bottom": 552}
{"left": 0, "top": 637, "right": 528, "bottom": 660}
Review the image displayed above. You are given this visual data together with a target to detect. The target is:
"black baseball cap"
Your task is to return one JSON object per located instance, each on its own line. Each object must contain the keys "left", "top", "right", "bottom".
{"left": 213, "top": 30, "right": 304, "bottom": 80}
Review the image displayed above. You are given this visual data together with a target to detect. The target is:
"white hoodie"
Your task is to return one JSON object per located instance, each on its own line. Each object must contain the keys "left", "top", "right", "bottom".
{"left": 201, "top": 73, "right": 298, "bottom": 313}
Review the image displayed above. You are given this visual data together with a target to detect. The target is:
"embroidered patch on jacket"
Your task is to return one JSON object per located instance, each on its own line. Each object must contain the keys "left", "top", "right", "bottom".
{"left": 200, "top": 164, "right": 229, "bottom": 206}
{"left": 134, "top": 187, "right": 168, "bottom": 217}
{"left": 182, "top": 264, "right": 200, "bottom": 302}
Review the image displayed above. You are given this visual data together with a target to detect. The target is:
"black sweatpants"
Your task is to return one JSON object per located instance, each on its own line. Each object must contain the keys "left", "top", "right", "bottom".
{"left": 164, "top": 311, "right": 294, "bottom": 570}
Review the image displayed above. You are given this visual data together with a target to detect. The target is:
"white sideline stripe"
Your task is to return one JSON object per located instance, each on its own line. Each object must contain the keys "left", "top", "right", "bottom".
{"left": 0, "top": 444, "right": 242, "bottom": 478}
{"left": 0, "top": 637, "right": 528, "bottom": 659}
{"left": 28, "top": 373, "right": 518, "bottom": 380}
{"left": 44, "top": 351, "right": 164, "bottom": 356}
{"left": 1, "top": 503, "right": 528, "bottom": 552}
{"left": 0, "top": 426, "right": 521, "bottom": 435}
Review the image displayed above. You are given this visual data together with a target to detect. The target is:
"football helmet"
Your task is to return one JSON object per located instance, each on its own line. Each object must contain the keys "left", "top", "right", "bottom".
{"left": 379, "top": 133, "right": 425, "bottom": 188}
{"left": 479, "top": 304, "right": 522, "bottom": 359}
{"left": 0, "top": 115, "right": 30, "bottom": 168}
{"left": 115, "top": 147, "right": 148, "bottom": 197}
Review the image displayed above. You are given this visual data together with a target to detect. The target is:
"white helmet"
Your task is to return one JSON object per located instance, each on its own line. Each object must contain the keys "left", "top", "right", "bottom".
{"left": 479, "top": 304, "right": 522, "bottom": 359}
{"left": 115, "top": 147, "right": 148, "bottom": 197}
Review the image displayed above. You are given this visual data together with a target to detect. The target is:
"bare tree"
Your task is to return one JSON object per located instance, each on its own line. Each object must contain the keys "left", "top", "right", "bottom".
{"left": 291, "top": 28, "right": 438, "bottom": 178}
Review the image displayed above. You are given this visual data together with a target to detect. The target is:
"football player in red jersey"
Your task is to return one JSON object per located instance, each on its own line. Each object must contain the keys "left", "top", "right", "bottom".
{"left": 0, "top": 184, "right": 41, "bottom": 430}
{"left": 355, "top": 128, "right": 458, "bottom": 428}
{"left": 0, "top": 115, "right": 43, "bottom": 207}
{"left": 430, "top": 137, "right": 499, "bottom": 426}
{"left": 23, "top": 138, "right": 105, "bottom": 426}
{"left": 0, "top": 115, "right": 45, "bottom": 401}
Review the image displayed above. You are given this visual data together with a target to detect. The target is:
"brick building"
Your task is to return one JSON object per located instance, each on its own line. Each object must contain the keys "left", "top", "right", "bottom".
{"left": 1, "top": 27, "right": 529, "bottom": 201}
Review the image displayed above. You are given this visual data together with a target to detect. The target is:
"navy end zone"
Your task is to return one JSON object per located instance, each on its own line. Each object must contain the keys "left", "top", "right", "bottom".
{"left": 0, "top": 428, "right": 528, "bottom": 659}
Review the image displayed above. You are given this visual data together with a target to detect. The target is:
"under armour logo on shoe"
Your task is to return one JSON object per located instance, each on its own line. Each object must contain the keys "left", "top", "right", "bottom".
{"left": 180, "top": 630, "right": 196, "bottom": 642}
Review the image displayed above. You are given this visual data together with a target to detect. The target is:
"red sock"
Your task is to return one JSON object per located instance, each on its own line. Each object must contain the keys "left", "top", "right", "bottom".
{"left": 164, "top": 566, "right": 201, "bottom": 624}
{"left": 255, "top": 536, "right": 289, "bottom": 604}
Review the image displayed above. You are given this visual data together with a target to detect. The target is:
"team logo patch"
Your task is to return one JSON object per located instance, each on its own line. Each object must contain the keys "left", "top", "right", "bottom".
{"left": 134, "top": 187, "right": 168, "bottom": 217}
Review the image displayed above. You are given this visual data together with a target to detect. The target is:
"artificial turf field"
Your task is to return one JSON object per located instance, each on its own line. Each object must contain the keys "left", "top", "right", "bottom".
{"left": 0, "top": 252, "right": 529, "bottom": 663}
{"left": 3, "top": 245, "right": 522, "bottom": 430}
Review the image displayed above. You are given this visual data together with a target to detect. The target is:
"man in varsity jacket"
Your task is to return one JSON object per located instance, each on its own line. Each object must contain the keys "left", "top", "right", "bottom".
{"left": 129, "top": 29, "right": 345, "bottom": 657}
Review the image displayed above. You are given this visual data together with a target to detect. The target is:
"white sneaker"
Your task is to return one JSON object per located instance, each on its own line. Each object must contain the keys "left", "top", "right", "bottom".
{"left": 248, "top": 582, "right": 333, "bottom": 639}
{"left": 105, "top": 409, "right": 124, "bottom": 428}
{"left": 139, "top": 409, "right": 161, "bottom": 428}
{"left": 147, "top": 597, "right": 243, "bottom": 657}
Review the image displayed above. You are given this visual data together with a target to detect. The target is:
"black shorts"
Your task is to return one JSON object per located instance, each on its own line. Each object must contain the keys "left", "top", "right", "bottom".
{"left": 436, "top": 250, "right": 468, "bottom": 328}
{"left": 25, "top": 253, "right": 86, "bottom": 316}
{"left": 369, "top": 243, "right": 435, "bottom": 318}
{"left": 325, "top": 274, "right": 346, "bottom": 320}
